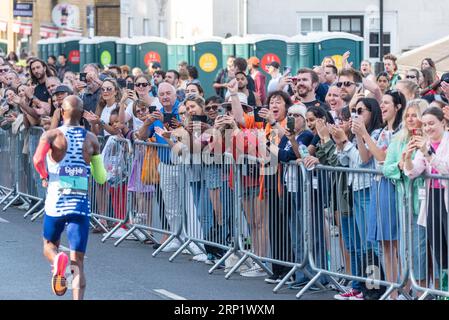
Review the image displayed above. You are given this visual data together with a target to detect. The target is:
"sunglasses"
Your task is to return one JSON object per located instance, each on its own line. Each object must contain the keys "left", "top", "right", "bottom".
{"left": 287, "top": 113, "right": 302, "bottom": 118}
{"left": 102, "top": 87, "right": 114, "bottom": 92}
{"left": 0, "top": 69, "right": 9, "bottom": 73}
{"left": 406, "top": 75, "right": 417, "bottom": 79}
{"left": 356, "top": 108, "right": 367, "bottom": 115}
{"left": 336, "top": 81, "right": 356, "bottom": 88}
{"left": 135, "top": 108, "right": 148, "bottom": 114}
{"left": 135, "top": 82, "right": 149, "bottom": 88}
{"left": 205, "top": 105, "right": 219, "bottom": 112}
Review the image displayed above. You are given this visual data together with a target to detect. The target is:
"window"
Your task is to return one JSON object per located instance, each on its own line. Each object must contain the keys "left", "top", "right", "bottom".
{"left": 369, "top": 32, "right": 391, "bottom": 58}
{"left": 300, "top": 17, "right": 323, "bottom": 35}
{"left": 328, "top": 16, "right": 363, "bottom": 36}
{"left": 127, "top": 17, "right": 134, "bottom": 37}
{"left": 143, "top": 18, "right": 150, "bottom": 36}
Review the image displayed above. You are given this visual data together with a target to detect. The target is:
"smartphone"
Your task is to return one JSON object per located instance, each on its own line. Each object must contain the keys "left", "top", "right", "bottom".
{"left": 412, "top": 128, "right": 423, "bottom": 136}
{"left": 148, "top": 106, "right": 157, "bottom": 113}
{"left": 217, "top": 107, "right": 227, "bottom": 117}
{"left": 79, "top": 73, "right": 87, "bottom": 82}
{"left": 191, "top": 115, "right": 208, "bottom": 123}
{"left": 291, "top": 77, "right": 298, "bottom": 85}
{"left": 356, "top": 83, "right": 364, "bottom": 93}
{"left": 254, "top": 106, "right": 265, "bottom": 123}
{"left": 163, "top": 113, "right": 175, "bottom": 127}
{"left": 351, "top": 112, "right": 358, "bottom": 121}
{"left": 287, "top": 116, "right": 295, "bottom": 132}
{"left": 127, "top": 82, "right": 135, "bottom": 90}
{"left": 283, "top": 66, "right": 292, "bottom": 77}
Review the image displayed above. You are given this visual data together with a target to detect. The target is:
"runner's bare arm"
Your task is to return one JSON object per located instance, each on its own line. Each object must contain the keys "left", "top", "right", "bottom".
{"left": 33, "top": 130, "right": 58, "bottom": 179}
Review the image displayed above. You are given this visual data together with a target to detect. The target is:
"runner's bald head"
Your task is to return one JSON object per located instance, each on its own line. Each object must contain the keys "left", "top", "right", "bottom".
{"left": 61, "top": 95, "right": 84, "bottom": 124}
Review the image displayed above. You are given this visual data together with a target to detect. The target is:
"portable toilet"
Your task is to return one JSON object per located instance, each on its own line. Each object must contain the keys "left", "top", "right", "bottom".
{"left": 221, "top": 36, "right": 243, "bottom": 67}
{"left": 46, "top": 37, "right": 58, "bottom": 60}
{"left": 0, "top": 40, "right": 6, "bottom": 56}
{"left": 37, "top": 38, "right": 51, "bottom": 61}
{"left": 79, "top": 38, "right": 95, "bottom": 68}
{"left": 245, "top": 34, "right": 290, "bottom": 79}
{"left": 51, "top": 38, "right": 62, "bottom": 59}
{"left": 306, "top": 32, "right": 364, "bottom": 69}
{"left": 116, "top": 38, "right": 127, "bottom": 66}
{"left": 59, "top": 36, "right": 82, "bottom": 72}
{"left": 167, "top": 38, "right": 190, "bottom": 70}
{"left": 287, "top": 35, "right": 308, "bottom": 74}
{"left": 124, "top": 38, "right": 138, "bottom": 69}
{"left": 135, "top": 36, "right": 168, "bottom": 71}
{"left": 189, "top": 37, "right": 224, "bottom": 97}
{"left": 94, "top": 37, "right": 118, "bottom": 68}
{"left": 234, "top": 36, "right": 252, "bottom": 60}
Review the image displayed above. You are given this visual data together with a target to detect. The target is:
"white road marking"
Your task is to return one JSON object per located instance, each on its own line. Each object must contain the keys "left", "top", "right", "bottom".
{"left": 0, "top": 217, "right": 9, "bottom": 223}
{"left": 153, "top": 289, "right": 187, "bottom": 300}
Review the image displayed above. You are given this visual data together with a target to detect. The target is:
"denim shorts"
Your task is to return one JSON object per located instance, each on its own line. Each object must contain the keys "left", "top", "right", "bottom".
{"left": 205, "top": 165, "right": 222, "bottom": 190}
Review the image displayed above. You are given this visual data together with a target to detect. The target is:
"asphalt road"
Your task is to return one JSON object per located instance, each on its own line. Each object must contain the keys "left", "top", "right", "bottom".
{"left": 0, "top": 207, "right": 337, "bottom": 301}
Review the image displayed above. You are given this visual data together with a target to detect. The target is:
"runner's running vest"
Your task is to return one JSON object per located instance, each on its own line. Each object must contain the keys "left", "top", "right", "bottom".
{"left": 45, "top": 126, "right": 91, "bottom": 217}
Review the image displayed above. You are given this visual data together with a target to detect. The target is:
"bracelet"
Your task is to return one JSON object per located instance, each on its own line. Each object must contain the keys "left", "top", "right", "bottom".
{"left": 270, "top": 120, "right": 277, "bottom": 127}
{"left": 230, "top": 93, "right": 238, "bottom": 97}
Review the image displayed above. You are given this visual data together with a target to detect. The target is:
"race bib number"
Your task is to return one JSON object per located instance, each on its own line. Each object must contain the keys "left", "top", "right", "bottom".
{"left": 58, "top": 166, "right": 88, "bottom": 191}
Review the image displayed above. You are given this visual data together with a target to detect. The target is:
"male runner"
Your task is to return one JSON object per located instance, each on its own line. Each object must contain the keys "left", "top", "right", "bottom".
{"left": 33, "top": 95, "right": 107, "bottom": 300}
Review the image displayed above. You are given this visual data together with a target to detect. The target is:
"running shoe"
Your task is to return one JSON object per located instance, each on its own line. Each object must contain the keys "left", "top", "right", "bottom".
{"left": 51, "top": 252, "right": 69, "bottom": 296}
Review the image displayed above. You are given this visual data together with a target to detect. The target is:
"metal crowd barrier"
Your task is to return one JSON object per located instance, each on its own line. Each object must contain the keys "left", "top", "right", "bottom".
{"left": 1, "top": 127, "right": 46, "bottom": 219}
{"left": 170, "top": 152, "right": 238, "bottom": 273}
{"left": 408, "top": 173, "right": 449, "bottom": 300}
{"left": 0, "top": 128, "right": 15, "bottom": 206}
{"left": 89, "top": 136, "right": 134, "bottom": 242}
{"left": 296, "top": 165, "right": 409, "bottom": 300}
{"left": 111, "top": 140, "right": 187, "bottom": 258}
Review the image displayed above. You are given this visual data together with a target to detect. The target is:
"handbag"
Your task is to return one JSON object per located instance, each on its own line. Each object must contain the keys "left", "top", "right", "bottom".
{"left": 141, "top": 145, "right": 160, "bottom": 185}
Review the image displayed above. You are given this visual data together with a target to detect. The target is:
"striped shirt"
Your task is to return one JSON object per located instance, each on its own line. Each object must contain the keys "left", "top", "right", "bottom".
{"left": 45, "top": 126, "right": 91, "bottom": 217}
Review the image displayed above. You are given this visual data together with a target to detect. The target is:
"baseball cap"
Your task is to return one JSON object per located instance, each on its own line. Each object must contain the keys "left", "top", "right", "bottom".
{"left": 53, "top": 85, "right": 73, "bottom": 95}
{"left": 227, "top": 92, "right": 253, "bottom": 112}
{"left": 267, "top": 61, "right": 280, "bottom": 69}
{"left": 151, "top": 62, "right": 162, "bottom": 69}
{"left": 248, "top": 56, "right": 260, "bottom": 67}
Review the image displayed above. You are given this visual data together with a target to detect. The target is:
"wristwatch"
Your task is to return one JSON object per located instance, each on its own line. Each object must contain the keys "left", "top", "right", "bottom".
{"left": 270, "top": 120, "right": 277, "bottom": 127}
{"left": 100, "top": 120, "right": 106, "bottom": 127}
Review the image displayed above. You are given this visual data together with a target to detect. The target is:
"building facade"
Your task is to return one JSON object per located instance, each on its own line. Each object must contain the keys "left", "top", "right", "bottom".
{"left": 0, "top": 0, "right": 120, "bottom": 56}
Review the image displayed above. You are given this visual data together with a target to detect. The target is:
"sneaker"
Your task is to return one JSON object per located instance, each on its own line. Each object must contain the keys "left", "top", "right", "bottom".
{"left": 240, "top": 264, "right": 268, "bottom": 278}
{"left": 264, "top": 274, "right": 280, "bottom": 284}
{"left": 397, "top": 294, "right": 408, "bottom": 300}
{"left": 334, "top": 289, "right": 363, "bottom": 300}
{"left": 192, "top": 253, "right": 208, "bottom": 262}
{"left": 17, "top": 203, "right": 30, "bottom": 210}
{"left": 51, "top": 252, "right": 69, "bottom": 296}
{"left": 161, "top": 240, "right": 182, "bottom": 253}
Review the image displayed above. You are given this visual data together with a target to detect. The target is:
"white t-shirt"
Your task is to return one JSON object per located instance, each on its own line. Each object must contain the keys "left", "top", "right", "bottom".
{"left": 124, "top": 98, "right": 161, "bottom": 131}
{"left": 267, "top": 74, "right": 289, "bottom": 95}
{"left": 100, "top": 103, "right": 118, "bottom": 136}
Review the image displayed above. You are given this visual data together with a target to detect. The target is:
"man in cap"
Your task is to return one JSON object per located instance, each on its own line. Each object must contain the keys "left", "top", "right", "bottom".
{"left": 267, "top": 61, "right": 286, "bottom": 95}
{"left": 248, "top": 56, "right": 266, "bottom": 104}
{"left": 49, "top": 85, "right": 74, "bottom": 129}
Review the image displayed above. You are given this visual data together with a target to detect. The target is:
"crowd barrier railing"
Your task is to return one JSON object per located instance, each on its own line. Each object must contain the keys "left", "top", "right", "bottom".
{"left": 89, "top": 136, "right": 134, "bottom": 243}
{"left": 4, "top": 125, "right": 449, "bottom": 300}
{"left": 408, "top": 173, "right": 449, "bottom": 300}
{"left": 296, "top": 165, "right": 410, "bottom": 300}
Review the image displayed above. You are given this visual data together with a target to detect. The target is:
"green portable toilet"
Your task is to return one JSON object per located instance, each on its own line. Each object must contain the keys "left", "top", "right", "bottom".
{"left": 287, "top": 35, "right": 308, "bottom": 74}
{"left": 37, "top": 39, "right": 51, "bottom": 61}
{"left": 94, "top": 37, "right": 118, "bottom": 68}
{"left": 189, "top": 37, "right": 223, "bottom": 97}
{"left": 59, "top": 36, "right": 82, "bottom": 72}
{"left": 221, "top": 36, "right": 242, "bottom": 67}
{"left": 298, "top": 35, "right": 315, "bottom": 68}
{"left": 310, "top": 32, "right": 364, "bottom": 70}
{"left": 46, "top": 38, "right": 57, "bottom": 60}
{"left": 52, "top": 38, "right": 62, "bottom": 59}
{"left": 124, "top": 38, "right": 138, "bottom": 69}
{"left": 0, "top": 40, "right": 6, "bottom": 56}
{"left": 116, "top": 38, "right": 127, "bottom": 66}
{"left": 79, "top": 38, "right": 95, "bottom": 68}
{"left": 245, "top": 34, "right": 289, "bottom": 80}
{"left": 134, "top": 36, "right": 168, "bottom": 71}
{"left": 167, "top": 38, "right": 190, "bottom": 70}
{"left": 234, "top": 36, "right": 251, "bottom": 60}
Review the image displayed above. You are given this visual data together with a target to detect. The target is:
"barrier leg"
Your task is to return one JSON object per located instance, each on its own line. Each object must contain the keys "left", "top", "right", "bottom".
{"left": 208, "top": 248, "right": 234, "bottom": 274}
{"left": 0, "top": 189, "right": 14, "bottom": 206}
{"left": 2, "top": 193, "right": 20, "bottom": 211}
{"left": 225, "top": 253, "right": 250, "bottom": 280}
{"left": 273, "top": 266, "right": 297, "bottom": 293}
{"left": 30, "top": 208, "right": 45, "bottom": 221}
{"left": 24, "top": 199, "right": 43, "bottom": 219}
{"left": 114, "top": 226, "right": 137, "bottom": 247}
{"left": 169, "top": 239, "right": 192, "bottom": 262}
{"left": 101, "top": 223, "right": 122, "bottom": 243}
{"left": 296, "top": 271, "right": 323, "bottom": 299}
{"left": 152, "top": 234, "right": 177, "bottom": 257}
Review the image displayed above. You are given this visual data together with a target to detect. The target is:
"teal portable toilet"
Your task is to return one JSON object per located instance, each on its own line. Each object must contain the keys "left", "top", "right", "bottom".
{"left": 310, "top": 32, "right": 364, "bottom": 69}
{"left": 116, "top": 38, "right": 127, "bottom": 66}
{"left": 79, "top": 38, "right": 96, "bottom": 68}
{"left": 52, "top": 38, "right": 62, "bottom": 59}
{"left": 221, "top": 36, "right": 242, "bottom": 67}
{"left": 46, "top": 38, "right": 57, "bottom": 59}
{"left": 167, "top": 38, "right": 190, "bottom": 70}
{"left": 189, "top": 37, "right": 223, "bottom": 97}
{"left": 124, "top": 38, "right": 138, "bottom": 69}
{"left": 134, "top": 36, "right": 168, "bottom": 71}
{"left": 287, "top": 35, "right": 307, "bottom": 74}
{"left": 0, "top": 40, "right": 6, "bottom": 56}
{"left": 246, "top": 34, "right": 289, "bottom": 79}
{"left": 59, "top": 36, "right": 82, "bottom": 72}
{"left": 234, "top": 36, "right": 251, "bottom": 60}
{"left": 37, "top": 38, "right": 51, "bottom": 61}
{"left": 93, "top": 37, "right": 118, "bottom": 68}
{"left": 298, "top": 35, "right": 315, "bottom": 68}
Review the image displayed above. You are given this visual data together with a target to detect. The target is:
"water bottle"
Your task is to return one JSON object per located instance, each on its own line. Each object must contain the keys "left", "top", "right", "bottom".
{"left": 298, "top": 143, "right": 314, "bottom": 171}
